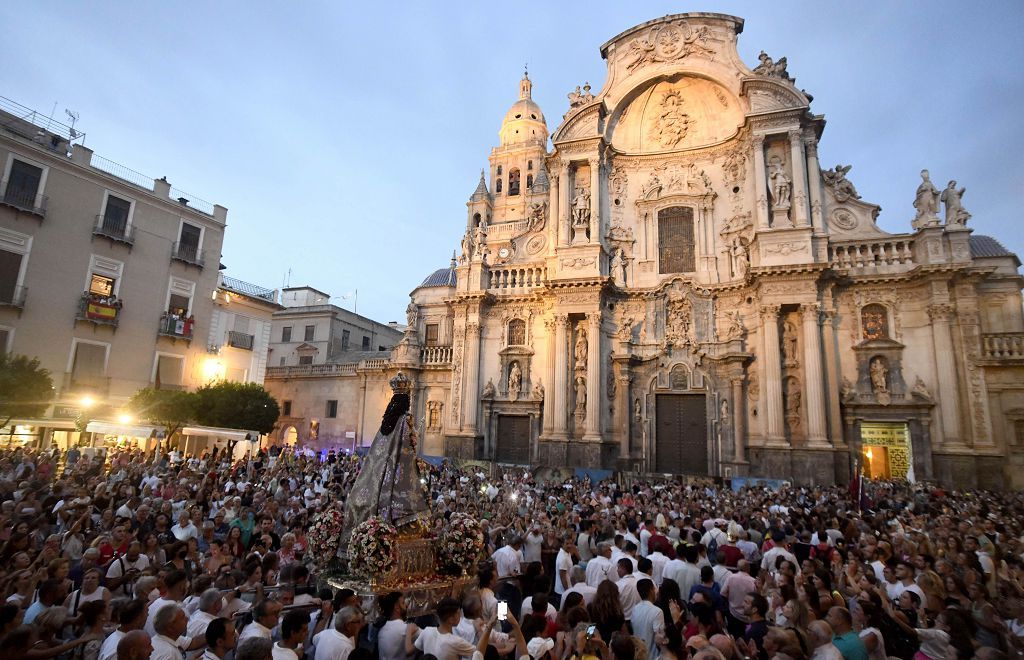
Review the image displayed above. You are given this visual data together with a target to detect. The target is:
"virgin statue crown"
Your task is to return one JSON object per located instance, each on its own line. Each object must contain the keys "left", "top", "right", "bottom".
{"left": 390, "top": 371, "right": 412, "bottom": 394}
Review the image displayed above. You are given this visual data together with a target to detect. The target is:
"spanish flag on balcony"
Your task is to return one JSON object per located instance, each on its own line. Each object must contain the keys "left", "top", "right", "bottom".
{"left": 87, "top": 301, "right": 118, "bottom": 321}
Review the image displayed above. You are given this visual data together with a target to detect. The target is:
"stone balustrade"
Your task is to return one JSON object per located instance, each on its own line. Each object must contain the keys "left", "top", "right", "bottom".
{"left": 982, "top": 332, "right": 1024, "bottom": 360}
{"left": 829, "top": 237, "right": 915, "bottom": 272}
{"left": 487, "top": 264, "right": 547, "bottom": 291}
{"left": 420, "top": 345, "right": 452, "bottom": 364}
{"left": 486, "top": 220, "right": 529, "bottom": 239}
{"left": 265, "top": 363, "right": 357, "bottom": 378}
{"left": 360, "top": 357, "right": 390, "bottom": 369}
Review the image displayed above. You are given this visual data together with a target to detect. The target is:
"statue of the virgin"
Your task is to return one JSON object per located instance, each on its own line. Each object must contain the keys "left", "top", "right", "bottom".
{"left": 343, "top": 372, "right": 430, "bottom": 542}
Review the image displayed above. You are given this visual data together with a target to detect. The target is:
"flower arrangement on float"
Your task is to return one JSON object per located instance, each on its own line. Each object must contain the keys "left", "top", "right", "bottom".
{"left": 306, "top": 506, "right": 345, "bottom": 562}
{"left": 437, "top": 512, "right": 484, "bottom": 575}
{"left": 348, "top": 517, "right": 398, "bottom": 578}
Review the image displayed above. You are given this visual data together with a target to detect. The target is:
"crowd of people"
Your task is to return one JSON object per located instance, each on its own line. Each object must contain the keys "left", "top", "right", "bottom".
{"left": 0, "top": 442, "right": 1021, "bottom": 660}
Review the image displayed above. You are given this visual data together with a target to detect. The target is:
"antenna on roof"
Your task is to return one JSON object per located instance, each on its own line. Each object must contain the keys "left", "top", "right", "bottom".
{"left": 283, "top": 268, "right": 292, "bottom": 288}
{"left": 65, "top": 109, "right": 80, "bottom": 139}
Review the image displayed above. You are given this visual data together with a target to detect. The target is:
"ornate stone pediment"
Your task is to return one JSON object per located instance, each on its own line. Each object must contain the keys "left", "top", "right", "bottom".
{"left": 741, "top": 78, "right": 809, "bottom": 113}
{"left": 553, "top": 104, "right": 602, "bottom": 143}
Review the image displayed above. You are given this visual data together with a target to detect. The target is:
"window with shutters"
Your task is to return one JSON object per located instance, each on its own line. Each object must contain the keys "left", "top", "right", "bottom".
{"left": 304, "top": 325, "right": 315, "bottom": 341}
{"left": 281, "top": 326, "right": 292, "bottom": 342}
{"left": 658, "top": 206, "right": 696, "bottom": 274}
{"left": 425, "top": 323, "right": 439, "bottom": 345}
{"left": 326, "top": 400, "right": 338, "bottom": 418}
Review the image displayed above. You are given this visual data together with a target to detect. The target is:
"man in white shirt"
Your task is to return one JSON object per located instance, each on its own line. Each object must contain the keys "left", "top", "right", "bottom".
{"left": 639, "top": 520, "right": 653, "bottom": 557}
{"left": 202, "top": 617, "right": 238, "bottom": 660}
{"left": 524, "top": 526, "right": 544, "bottom": 564}
{"left": 576, "top": 520, "right": 597, "bottom": 563}
{"left": 239, "top": 599, "right": 283, "bottom": 642}
{"left": 98, "top": 598, "right": 147, "bottom": 660}
{"left": 586, "top": 542, "right": 615, "bottom": 588}
{"left": 410, "top": 597, "right": 483, "bottom": 660}
{"left": 491, "top": 537, "right": 524, "bottom": 579}
{"left": 151, "top": 603, "right": 190, "bottom": 660}
{"left": 376, "top": 592, "right": 412, "bottom": 660}
{"left": 519, "top": 592, "right": 559, "bottom": 623}
{"left": 273, "top": 610, "right": 309, "bottom": 660}
{"left": 648, "top": 546, "right": 669, "bottom": 586}
{"left": 892, "top": 560, "right": 926, "bottom": 603}
{"left": 554, "top": 536, "right": 576, "bottom": 600}
{"left": 665, "top": 545, "right": 702, "bottom": 599}
{"left": 632, "top": 578, "right": 667, "bottom": 659}
{"left": 760, "top": 531, "right": 797, "bottom": 575}
{"left": 146, "top": 570, "right": 190, "bottom": 637}
{"left": 187, "top": 589, "right": 224, "bottom": 648}
{"left": 807, "top": 620, "right": 843, "bottom": 660}
{"left": 314, "top": 606, "right": 363, "bottom": 660}
{"left": 616, "top": 558, "right": 642, "bottom": 621}
{"left": 105, "top": 541, "right": 150, "bottom": 597}
{"left": 563, "top": 566, "right": 597, "bottom": 606}
{"left": 172, "top": 511, "right": 199, "bottom": 543}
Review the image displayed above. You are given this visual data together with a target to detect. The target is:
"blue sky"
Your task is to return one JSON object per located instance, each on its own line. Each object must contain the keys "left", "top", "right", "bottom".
{"left": 3, "top": 1, "right": 1022, "bottom": 323}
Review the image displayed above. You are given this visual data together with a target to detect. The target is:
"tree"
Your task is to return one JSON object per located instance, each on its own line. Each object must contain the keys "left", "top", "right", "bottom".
{"left": 127, "top": 388, "right": 196, "bottom": 441}
{"left": 0, "top": 353, "right": 54, "bottom": 429}
{"left": 193, "top": 381, "right": 280, "bottom": 435}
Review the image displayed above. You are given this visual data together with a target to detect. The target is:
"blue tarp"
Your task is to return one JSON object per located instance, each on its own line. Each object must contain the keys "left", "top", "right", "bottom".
{"left": 419, "top": 454, "right": 447, "bottom": 467}
{"left": 575, "top": 467, "right": 614, "bottom": 482}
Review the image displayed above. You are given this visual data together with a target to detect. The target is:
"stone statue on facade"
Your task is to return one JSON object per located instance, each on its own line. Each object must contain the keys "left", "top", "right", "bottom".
{"left": 784, "top": 380, "right": 802, "bottom": 417}
{"left": 473, "top": 220, "right": 488, "bottom": 258}
{"left": 720, "top": 398, "right": 731, "bottom": 426}
{"left": 571, "top": 187, "right": 591, "bottom": 243}
{"left": 783, "top": 321, "right": 799, "bottom": 367}
{"left": 574, "top": 375, "right": 587, "bottom": 412}
{"left": 841, "top": 377, "right": 856, "bottom": 402}
{"left": 822, "top": 164, "right": 860, "bottom": 202}
{"left": 507, "top": 362, "right": 522, "bottom": 400}
{"left": 611, "top": 247, "right": 627, "bottom": 285}
{"left": 753, "top": 51, "right": 792, "bottom": 81}
{"left": 633, "top": 397, "right": 642, "bottom": 422}
{"left": 574, "top": 324, "right": 588, "bottom": 367}
{"left": 870, "top": 357, "right": 889, "bottom": 394}
{"left": 527, "top": 201, "right": 547, "bottom": 232}
{"left": 567, "top": 82, "right": 594, "bottom": 108}
{"left": 912, "top": 169, "right": 941, "bottom": 228}
{"left": 650, "top": 91, "right": 691, "bottom": 148}
{"left": 459, "top": 230, "right": 471, "bottom": 264}
{"left": 731, "top": 239, "right": 749, "bottom": 279}
{"left": 665, "top": 295, "right": 694, "bottom": 345}
{"left": 940, "top": 180, "right": 971, "bottom": 227}
{"left": 618, "top": 316, "right": 634, "bottom": 342}
{"left": 481, "top": 378, "right": 496, "bottom": 399}
{"left": 532, "top": 378, "right": 544, "bottom": 400}
{"left": 405, "top": 301, "right": 419, "bottom": 332}
{"left": 724, "top": 310, "right": 746, "bottom": 341}
{"left": 768, "top": 157, "right": 792, "bottom": 208}
{"left": 911, "top": 376, "right": 932, "bottom": 400}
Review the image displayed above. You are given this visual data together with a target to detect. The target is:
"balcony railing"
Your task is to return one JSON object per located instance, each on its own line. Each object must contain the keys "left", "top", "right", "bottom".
{"left": 75, "top": 292, "right": 122, "bottom": 327}
{"left": 171, "top": 242, "right": 205, "bottom": 268}
{"left": 62, "top": 372, "right": 110, "bottom": 396}
{"left": 265, "top": 363, "right": 358, "bottom": 378}
{"left": 828, "top": 237, "right": 915, "bottom": 273}
{"left": 0, "top": 285, "right": 27, "bottom": 309}
{"left": 92, "top": 215, "right": 135, "bottom": 246}
{"left": 487, "top": 264, "right": 547, "bottom": 291}
{"left": 157, "top": 313, "right": 194, "bottom": 341}
{"left": 0, "top": 181, "right": 47, "bottom": 217}
{"left": 227, "top": 330, "right": 255, "bottom": 350}
{"left": 421, "top": 345, "right": 452, "bottom": 364}
{"left": 981, "top": 332, "right": 1024, "bottom": 361}
{"left": 360, "top": 357, "right": 390, "bottom": 370}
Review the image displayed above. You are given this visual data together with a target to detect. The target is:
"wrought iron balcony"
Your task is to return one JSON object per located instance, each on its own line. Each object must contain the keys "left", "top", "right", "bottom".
{"left": 92, "top": 215, "right": 135, "bottom": 246}
{"left": 157, "top": 313, "right": 194, "bottom": 342}
{"left": 0, "top": 285, "right": 26, "bottom": 309}
{"left": 227, "top": 330, "right": 255, "bottom": 350}
{"left": 0, "top": 181, "right": 47, "bottom": 217}
{"left": 171, "top": 242, "right": 205, "bottom": 268}
{"left": 75, "top": 292, "right": 122, "bottom": 327}
{"left": 62, "top": 372, "right": 110, "bottom": 396}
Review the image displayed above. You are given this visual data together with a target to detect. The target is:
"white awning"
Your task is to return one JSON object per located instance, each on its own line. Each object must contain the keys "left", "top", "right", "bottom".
{"left": 86, "top": 421, "right": 165, "bottom": 437}
{"left": 2, "top": 418, "right": 79, "bottom": 431}
{"left": 181, "top": 426, "right": 258, "bottom": 442}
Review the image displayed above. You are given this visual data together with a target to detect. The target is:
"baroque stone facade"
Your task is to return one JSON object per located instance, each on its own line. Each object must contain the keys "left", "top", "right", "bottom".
{"left": 381, "top": 14, "right": 1024, "bottom": 488}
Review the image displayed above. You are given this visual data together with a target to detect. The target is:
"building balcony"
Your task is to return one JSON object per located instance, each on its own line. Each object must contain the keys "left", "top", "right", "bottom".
{"left": 157, "top": 314, "right": 194, "bottom": 343}
{"left": 265, "top": 363, "right": 357, "bottom": 378}
{"left": 487, "top": 263, "right": 547, "bottom": 291}
{"left": 227, "top": 330, "right": 255, "bottom": 350}
{"left": 62, "top": 372, "right": 110, "bottom": 396}
{"left": 981, "top": 332, "right": 1024, "bottom": 362}
{"left": 171, "top": 242, "right": 205, "bottom": 268}
{"left": 0, "top": 182, "right": 47, "bottom": 218}
{"left": 0, "top": 285, "right": 27, "bottom": 309}
{"left": 75, "top": 292, "right": 122, "bottom": 328}
{"left": 92, "top": 215, "right": 135, "bottom": 246}
{"left": 420, "top": 345, "right": 452, "bottom": 365}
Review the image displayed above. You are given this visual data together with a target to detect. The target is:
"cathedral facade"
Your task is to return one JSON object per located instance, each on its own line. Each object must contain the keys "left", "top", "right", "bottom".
{"left": 392, "top": 13, "right": 1024, "bottom": 488}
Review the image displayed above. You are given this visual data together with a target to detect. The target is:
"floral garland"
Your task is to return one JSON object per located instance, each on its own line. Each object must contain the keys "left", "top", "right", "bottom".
{"left": 437, "top": 512, "right": 484, "bottom": 575}
{"left": 348, "top": 517, "right": 398, "bottom": 578}
{"left": 306, "top": 506, "right": 344, "bottom": 562}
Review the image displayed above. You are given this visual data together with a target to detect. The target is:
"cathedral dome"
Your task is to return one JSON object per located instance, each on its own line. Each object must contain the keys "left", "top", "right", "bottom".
{"left": 419, "top": 264, "right": 457, "bottom": 288}
{"left": 499, "top": 71, "right": 548, "bottom": 146}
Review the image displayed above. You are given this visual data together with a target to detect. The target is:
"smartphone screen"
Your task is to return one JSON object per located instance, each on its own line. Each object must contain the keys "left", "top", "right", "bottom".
{"left": 497, "top": 601, "right": 508, "bottom": 621}
{"left": 586, "top": 624, "right": 596, "bottom": 638}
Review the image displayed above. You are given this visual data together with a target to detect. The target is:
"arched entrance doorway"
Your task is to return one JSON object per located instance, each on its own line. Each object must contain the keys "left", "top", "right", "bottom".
{"left": 281, "top": 426, "right": 298, "bottom": 446}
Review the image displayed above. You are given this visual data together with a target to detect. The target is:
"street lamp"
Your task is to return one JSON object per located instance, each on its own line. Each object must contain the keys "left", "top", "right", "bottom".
{"left": 80, "top": 395, "right": 96, "bottom": 408}
{"left": 118, "top": 413, "right": 133, "bottom": 425}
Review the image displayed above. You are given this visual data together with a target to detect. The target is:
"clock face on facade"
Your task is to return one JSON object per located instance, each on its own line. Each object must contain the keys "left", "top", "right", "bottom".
{"left": 498, "top": 247, "right": 511, "bottom": 259}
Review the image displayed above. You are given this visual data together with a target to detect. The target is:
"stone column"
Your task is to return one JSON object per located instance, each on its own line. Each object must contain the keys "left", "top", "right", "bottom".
{"left": 549, "top": 165, "right": 560, "bottom": 248}
{"left": 801, "top": 303, "right": 828, "bottom": 446}
{"left": 789, "top": 130, "right": 809, "bottom": 227}
{"left": 464, "top": 321, "right": 482, "bottom": 434}
{"left": 559, "top": 164, "right": 571, "bottom": 246}
{"left": 542, "top": 318, "right": 556, "bottom": 436}
{"left": 616, "top": 363, "right": 631, "bottom": 459}
{"left": 752, "top": 136, "right": 769, "bottom": 229}
{"left": 928, "top": 304, "right": 962, "bottom": 446}
{"left": 804, "top": 138, "right": 824, "bottom": 231}
{"left": 731, "top": 377, "right": 746, "bottom": 463}
{"left": 584, "top": 312, "right": 602, "bottom": 440}
{"left": 821, "top": 308, "right": 844, "bottom": 444}
{"left": 589, "top": 158, "right": 600, "bottom": 242}
{"left": 761, "top": 304, "right": 785, "bottom": 443}
{"left": 552, "top": 314, "right": 570, "bottom": 438}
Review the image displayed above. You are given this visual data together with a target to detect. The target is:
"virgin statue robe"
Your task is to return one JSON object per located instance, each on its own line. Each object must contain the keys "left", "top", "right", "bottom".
{"left": 343, "top": 413, "right": 429, "bottom": 543}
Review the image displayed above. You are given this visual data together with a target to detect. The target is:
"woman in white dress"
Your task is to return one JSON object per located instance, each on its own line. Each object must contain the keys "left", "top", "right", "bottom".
{"left": 63, "top": 568, "right": 110, "bottom": 620}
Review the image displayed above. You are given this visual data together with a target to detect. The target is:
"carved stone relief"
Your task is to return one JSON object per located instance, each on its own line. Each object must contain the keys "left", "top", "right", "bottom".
{"left": 620, "top": 20, "right": 718, "bottom": 73}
